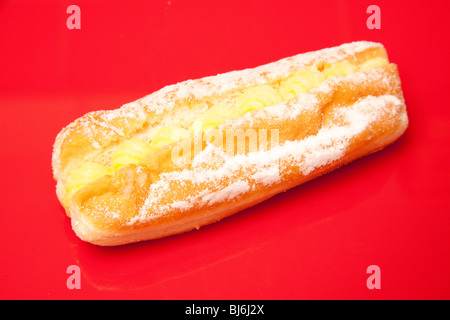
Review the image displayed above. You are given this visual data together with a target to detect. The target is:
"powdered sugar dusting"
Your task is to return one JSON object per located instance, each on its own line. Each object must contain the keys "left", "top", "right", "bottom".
{"left": 53, "top": 41, "right": 383, "bottom": 178}
{"left": 135, "top": 41, "right": 381, "bottom": 114}
{"left": 130, "top": 94, "right": 403, "bottom": 226}
{"left": 251, "top": 165, "right": 280, "bottom": 185}
{"left": 201, "top": 181, "right": 251, "bottom": 206}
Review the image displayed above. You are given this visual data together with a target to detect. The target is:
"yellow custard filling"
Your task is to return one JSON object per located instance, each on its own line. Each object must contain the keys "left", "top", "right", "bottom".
{"left": 64, "top": 162, "right": 112, "bottom": 204}
{"left": 279, "top": 66, "right": 325, "bottom": 100}
{"left": 190, "top": 103, "right": 239, "bottom": 132}
{"left": 237, "top": 85, "right": 283, "bottom": 114}
{"left": 64, "top": 57, "right": 388, "bottom": 202}
{"left": 111, "top": 138, "right": 154, "bottom": 170}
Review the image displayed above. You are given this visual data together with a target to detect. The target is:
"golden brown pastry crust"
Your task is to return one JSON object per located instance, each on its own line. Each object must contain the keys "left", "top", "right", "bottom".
{"left": 52, "top": 41, "right": 408, "bottom": 246}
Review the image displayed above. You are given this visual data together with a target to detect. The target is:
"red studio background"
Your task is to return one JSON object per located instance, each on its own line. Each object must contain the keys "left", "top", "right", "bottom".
{"left": 1, "top": 0, "right": 449, "bottom": 299}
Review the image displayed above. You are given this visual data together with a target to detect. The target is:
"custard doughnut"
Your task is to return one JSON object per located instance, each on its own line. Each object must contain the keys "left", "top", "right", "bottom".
{"left": 52, "top": 41, "right": 408, "bottom": 246}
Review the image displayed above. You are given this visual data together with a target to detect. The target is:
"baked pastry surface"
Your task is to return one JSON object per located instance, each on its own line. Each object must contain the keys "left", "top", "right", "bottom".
{"left": 52, "top": 41, "right": 408, "bottom": 245}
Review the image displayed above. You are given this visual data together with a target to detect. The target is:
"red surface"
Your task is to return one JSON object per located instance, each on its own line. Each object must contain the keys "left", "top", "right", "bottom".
{"left": 1, "top": 0, "right": 449, "bottom": 299}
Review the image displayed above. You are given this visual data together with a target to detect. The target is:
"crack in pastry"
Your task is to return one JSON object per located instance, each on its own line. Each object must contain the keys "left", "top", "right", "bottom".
{"left": 52, "top": 41, "right": 408, "bottom": 245}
